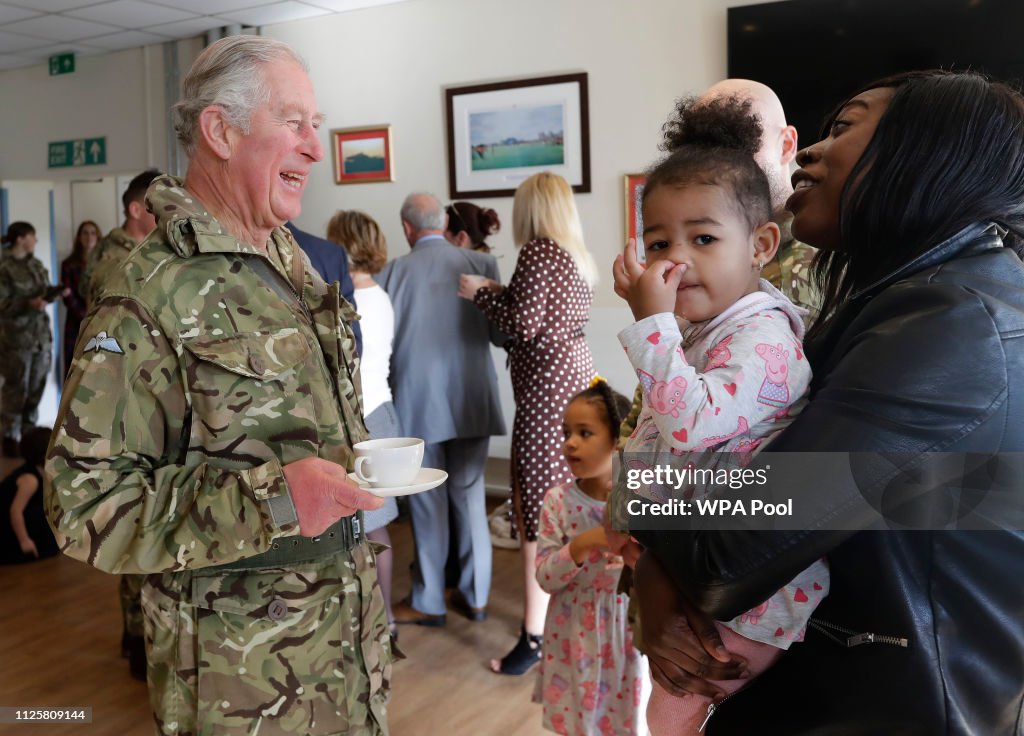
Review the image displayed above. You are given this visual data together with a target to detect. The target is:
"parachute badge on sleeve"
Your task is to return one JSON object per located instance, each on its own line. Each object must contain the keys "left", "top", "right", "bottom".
{"left": 83, "top": 331, "right": 125, "bottom": 355}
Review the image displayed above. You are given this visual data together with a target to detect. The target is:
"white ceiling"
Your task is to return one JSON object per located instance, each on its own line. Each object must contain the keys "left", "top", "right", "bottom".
{"left": 0, "top": 0, "right": 404, "bottom": 71}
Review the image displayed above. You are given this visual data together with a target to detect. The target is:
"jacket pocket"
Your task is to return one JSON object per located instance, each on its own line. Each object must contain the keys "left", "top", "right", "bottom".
{"left": 182, "top": 329, "right": 311, "bottom": 380}
{"left": 190, "top": 564, "right": 351, "bottom": 735}
{"left": 179, "top": 329, "right": 319, "bottom": 462}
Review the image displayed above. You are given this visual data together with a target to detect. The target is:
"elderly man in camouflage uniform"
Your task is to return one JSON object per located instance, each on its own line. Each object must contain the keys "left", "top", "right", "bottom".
{"left": 80, "top": 168, "right": 161, "bottom": 310}
{"left": 616, "top": 79, "right": 819, "bottom": 446}
{"left": 46, "top": 36, "right": 391, "bottom": 736}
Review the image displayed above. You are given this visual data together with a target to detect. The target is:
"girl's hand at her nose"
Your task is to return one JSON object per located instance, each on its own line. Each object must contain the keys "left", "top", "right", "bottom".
{"left": 626, "top": 259, "right": 687, "bottom": 321}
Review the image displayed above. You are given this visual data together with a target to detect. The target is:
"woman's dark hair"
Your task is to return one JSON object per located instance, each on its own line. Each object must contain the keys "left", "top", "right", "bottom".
{"left": 2, "top": 221, "right": 35, "bottom": 248}
{"left": 644, "top": 95, "right": 772, "bottom": 232}
{"left": 809, "top": 70, "right": 1024, "bottom": 342}
{"left": 70, "top": 220, "right": 101, "bottom": 263}
{"left": 570, "top": 379, "right": 631, "bottom": 440}
{"left": 446, "top": 201, "right": 500, "bottom": 252}
{"left": 19, "top": 426, "right": 52, "bottom": 467}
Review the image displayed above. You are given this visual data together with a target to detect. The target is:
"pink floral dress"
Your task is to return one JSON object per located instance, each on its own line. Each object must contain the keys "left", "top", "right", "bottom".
{"left": 533, "top": 481, "right": 646, "bottom": 735}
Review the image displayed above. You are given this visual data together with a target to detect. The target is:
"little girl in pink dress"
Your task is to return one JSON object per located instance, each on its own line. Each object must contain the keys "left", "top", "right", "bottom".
{"left": 534, "top": 381, "right": 648, "bottom": 735}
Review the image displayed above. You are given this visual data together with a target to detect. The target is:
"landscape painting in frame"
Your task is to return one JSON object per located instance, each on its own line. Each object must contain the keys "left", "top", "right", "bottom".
{"left": 332, "top": 125, "right": 394, "bottom": 184}
{"left": 446, "top": 73, "right": 590, "bottom": 198}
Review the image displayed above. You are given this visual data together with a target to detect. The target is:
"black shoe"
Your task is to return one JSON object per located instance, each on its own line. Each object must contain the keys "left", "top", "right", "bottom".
{"left": 449, "top": 590, "right": 487, "bottom": 622}
{"left": 495, "top": 625, "right": 542, "bottom": 675}
{"left": 2, "top": 437, "right": 20, "bottom": 457}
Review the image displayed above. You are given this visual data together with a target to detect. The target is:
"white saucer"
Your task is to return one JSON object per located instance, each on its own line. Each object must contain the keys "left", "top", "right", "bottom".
{"left": 348, "top": 467, "right": 448, "bottom": 497}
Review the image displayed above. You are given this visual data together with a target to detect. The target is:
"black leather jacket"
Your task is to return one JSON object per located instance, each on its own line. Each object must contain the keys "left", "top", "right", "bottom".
{"left": 637, "top": 223, "right": 1024, "bottom": 735}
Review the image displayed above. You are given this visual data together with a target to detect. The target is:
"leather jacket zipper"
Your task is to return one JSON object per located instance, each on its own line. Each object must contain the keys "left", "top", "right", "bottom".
{"left": 698, "top": 693, "right": 734, "bottom": 733}
{"left": 809, "top": 618, "right": 909, "bottom": 648}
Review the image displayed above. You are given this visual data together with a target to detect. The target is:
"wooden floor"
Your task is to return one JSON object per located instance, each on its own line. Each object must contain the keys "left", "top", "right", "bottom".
{"left": 0, "top": 466, "right": 545, "bottom": 736}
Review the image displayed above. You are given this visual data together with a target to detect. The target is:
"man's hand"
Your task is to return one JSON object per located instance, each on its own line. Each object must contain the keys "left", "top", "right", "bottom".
{"left": 634, "top": 550, "right": 747, "bottom": 701}
{"left": 29, "top": 296, "right": 46, "bottom": 311}
{"left": 602, "top": 502, "right": 643, "bottom": 568}
{"left": 458, "top": 273, "right": 501, "bottom": 300}
{"left": 284, "top": 456, "right": 384, "bottom": 537}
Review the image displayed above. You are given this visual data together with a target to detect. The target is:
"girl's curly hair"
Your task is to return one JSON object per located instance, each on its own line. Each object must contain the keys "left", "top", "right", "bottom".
{"left": 644, "top": 94, "right": 771, "bottom": 231}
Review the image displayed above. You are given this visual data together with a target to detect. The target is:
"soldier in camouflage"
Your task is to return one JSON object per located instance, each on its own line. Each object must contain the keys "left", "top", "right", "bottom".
{"left": 80, "top": 168, "right": 161, "bottom": 310}
{"left": 46, "top": 36, "right": 391, "bottom": 736}
{"left": 78, "top": 168, "right": 163, "bottom": 682}
{"left": 616, "top": 79, "right": 819, "bottom": 448}
{"left": 0, "top": 221, "right": 68, "bottom": 456}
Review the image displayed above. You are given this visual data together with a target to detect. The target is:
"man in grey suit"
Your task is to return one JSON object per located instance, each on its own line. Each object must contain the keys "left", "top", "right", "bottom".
{"left": 377, "top": 192, "right": 507, "bottom": 625}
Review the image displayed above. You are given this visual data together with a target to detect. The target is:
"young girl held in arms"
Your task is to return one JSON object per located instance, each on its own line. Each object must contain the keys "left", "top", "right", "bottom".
{"left": 612, "top": 96, "right": 829, "bottom": 734}
{"left": 534, "top": 379, "right": 647, "bottom": 736}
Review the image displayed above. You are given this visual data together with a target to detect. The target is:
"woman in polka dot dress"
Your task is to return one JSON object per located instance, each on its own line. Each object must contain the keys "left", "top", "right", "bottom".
{"left": 458, "top": 172, "right": 598, "bottom": 675}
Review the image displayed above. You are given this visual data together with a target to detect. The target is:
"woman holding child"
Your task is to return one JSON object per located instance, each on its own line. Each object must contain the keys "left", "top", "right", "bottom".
{"left": 620, "top": 70, "right": 1024, "bottom": 734}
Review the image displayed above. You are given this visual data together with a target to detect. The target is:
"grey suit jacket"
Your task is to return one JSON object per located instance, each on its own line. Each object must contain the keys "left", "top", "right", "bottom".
{"left": 376, "top": 236, "right": 507, "bottom": 445}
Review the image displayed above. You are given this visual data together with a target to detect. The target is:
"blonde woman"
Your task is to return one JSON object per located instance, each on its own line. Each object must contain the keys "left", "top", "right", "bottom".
{"left": 327, "top": 209, "right": 400, "bottom": 639}
{"left": 458, "top": 172, "right": 597, "bottom": 674}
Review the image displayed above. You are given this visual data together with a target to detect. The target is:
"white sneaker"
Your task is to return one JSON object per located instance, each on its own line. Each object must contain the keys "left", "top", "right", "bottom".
{"left": 488, "top": 506, "right": 520, "bottom": 549}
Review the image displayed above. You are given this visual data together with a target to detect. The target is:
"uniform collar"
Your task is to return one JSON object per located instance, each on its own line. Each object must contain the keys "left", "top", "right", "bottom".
{"left": 146, "top": 174, "right": 293, "bottom": 259}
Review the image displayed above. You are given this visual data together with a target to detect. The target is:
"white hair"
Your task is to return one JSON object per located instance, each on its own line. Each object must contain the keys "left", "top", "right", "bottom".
{"left": 173, "top": 35, "right": 308, "bottom": 157}
{"left": 400, "top": 192, "right": 446, "bottom": 231}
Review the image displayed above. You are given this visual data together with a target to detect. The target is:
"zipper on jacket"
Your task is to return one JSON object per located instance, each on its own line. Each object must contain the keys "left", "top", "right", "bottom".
{"left": 698, "top": 690, "right": 738, "bottom": 733}
{"left": 809, "top": 618, "right": 909, "bottom": 648}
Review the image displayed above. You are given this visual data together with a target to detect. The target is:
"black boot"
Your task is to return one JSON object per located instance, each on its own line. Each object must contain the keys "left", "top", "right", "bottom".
{"left": 495, "top": 624, "right": 542, "bottom": 675}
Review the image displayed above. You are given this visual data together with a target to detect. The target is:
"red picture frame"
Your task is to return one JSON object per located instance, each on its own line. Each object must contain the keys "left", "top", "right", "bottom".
{"left": 331, "top": 125, "right": 394, "bottom": 185}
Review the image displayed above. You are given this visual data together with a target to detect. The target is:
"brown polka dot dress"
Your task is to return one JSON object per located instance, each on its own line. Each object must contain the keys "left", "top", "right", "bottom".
{"left": 474, "top": 238, "right": 595, "bottom": 541}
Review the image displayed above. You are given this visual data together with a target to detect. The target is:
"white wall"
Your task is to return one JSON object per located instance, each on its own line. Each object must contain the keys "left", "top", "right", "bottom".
{"left": 0, "top": 38, "right": 203, "bottom": 259}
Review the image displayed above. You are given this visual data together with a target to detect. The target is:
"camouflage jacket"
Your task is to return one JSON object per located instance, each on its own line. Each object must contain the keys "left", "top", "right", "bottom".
{"left": 762, "top": 232, "right": 819, "bottom": 326}
{"left": 80, "top": 226, "right": 137, "bottom": 308}
{"left": 0, "top": 252, "right": 56, "bottom": 352}
{"left": 46, "top": 175, "right": 368, "bottom": 573}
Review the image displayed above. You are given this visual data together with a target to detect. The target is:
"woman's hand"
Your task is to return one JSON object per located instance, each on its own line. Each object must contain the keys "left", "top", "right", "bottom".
{"left": 458, "top": 273, "right": 501, "bottom": 300}
{"left": 634, "top": 549, "right": 747, "bottom": 701}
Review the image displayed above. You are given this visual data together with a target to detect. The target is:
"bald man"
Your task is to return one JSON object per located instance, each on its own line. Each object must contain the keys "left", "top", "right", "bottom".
{"left": 697, "top": 79, "right": 818, "bottom": 318}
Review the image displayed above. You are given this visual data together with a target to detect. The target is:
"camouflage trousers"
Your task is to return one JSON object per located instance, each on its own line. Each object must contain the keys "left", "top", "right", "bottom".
{"left": 142, "top": 541, "right": 392, "bottom": 736}
{"left": 0, "top": 347, "right": 50, "bottom": 439}
{"left": 120, "top": 574, "right": 145, "bottom": 637}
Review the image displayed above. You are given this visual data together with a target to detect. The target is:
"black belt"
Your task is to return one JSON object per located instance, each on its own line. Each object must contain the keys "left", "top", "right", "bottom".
{"left": 209, "top": 515, "right": 362, "bottom": 572}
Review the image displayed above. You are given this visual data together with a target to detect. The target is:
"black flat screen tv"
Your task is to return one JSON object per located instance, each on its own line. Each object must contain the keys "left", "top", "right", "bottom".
{"left": 728, "top": 0, "right": 1024, "bottom": 142}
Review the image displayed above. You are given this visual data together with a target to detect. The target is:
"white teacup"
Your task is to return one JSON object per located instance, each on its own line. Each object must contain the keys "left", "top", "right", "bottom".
{"left": 353, "top": 437, "right": 424, "bottom": 488}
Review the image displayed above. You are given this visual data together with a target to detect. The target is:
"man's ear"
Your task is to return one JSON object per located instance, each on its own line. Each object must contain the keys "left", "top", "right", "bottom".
{"left": 753, "top": 221, "right": 781, "bottom": 266}
{"left": 780, "top": 125, "right": 799, "bottom": 167}
{"left": 198, "top": 105, "right": 234, "bottom": 161}
{"left": 127, "top": 200, "right": 144, "bottom": 221}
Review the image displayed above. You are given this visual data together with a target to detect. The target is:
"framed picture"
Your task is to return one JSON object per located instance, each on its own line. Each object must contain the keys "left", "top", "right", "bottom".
{"left": 331, "top": 125, "right": 394, "bottom": 184}
{"left": 624, "top": 173, "right": 646, "bottom": 244}
{"left": 445, "top": 73, "right": 590, "bottom": 199}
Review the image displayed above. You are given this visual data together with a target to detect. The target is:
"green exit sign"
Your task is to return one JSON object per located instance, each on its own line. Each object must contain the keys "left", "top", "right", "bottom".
{"left": 48, "top": 137, "right": 106, "bottom": 168}
{"left": 49, "top": 52, "right": 75, "bottom": 76}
